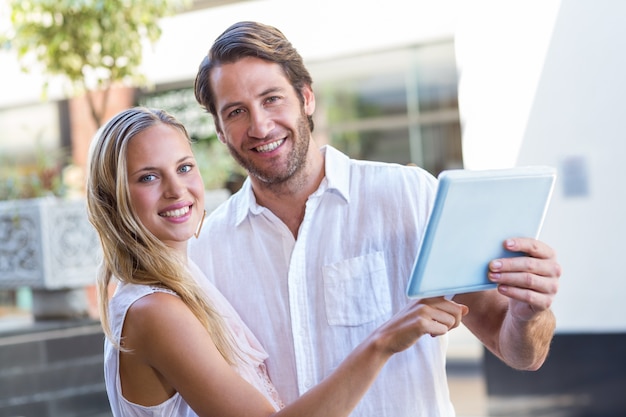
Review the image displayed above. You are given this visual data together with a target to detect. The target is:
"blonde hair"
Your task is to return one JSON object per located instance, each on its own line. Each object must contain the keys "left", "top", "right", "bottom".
{"left": 86, "top": 107, "right": 237, "bottom": 364}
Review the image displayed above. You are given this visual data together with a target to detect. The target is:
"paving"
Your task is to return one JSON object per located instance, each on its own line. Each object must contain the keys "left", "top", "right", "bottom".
{"left": 447, "top": 324, "right": 487, "bottom": 417}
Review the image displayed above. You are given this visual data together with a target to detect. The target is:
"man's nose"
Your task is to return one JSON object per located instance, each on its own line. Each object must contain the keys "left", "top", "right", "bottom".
{"left": 247, "top": 109, "right": 274, "bottom": 139}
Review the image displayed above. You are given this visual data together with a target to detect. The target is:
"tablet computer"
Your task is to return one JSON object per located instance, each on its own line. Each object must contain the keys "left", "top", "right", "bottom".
{"left": 406, "top": 166, "right": 556, "bottom": 299}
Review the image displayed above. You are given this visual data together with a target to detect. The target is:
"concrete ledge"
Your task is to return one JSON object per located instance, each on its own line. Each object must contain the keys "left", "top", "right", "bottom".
{"left": 0, "top": 320, "right": 110, "bottom": 417}
{"left": 484, "top": 333, "right": 626, "bottom": 417}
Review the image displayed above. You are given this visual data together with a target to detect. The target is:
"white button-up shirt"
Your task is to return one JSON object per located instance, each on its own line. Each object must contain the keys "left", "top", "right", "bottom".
{"left": 189, "top": 145, "right": 456, "bottom": 416}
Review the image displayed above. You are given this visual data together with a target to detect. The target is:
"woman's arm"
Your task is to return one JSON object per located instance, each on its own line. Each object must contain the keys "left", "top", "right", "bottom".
{"left": 122, "top": 292, "right": 277, "bottom": 415}
{"left": 121, "top": 293, "right": 467, "bottom": 417}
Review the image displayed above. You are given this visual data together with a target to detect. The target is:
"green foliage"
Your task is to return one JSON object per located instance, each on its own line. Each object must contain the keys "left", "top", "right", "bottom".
{"left": 5, "top": 0, "right": 190, "bottom": 126}
{"left": 192, "top": 140, "right": 247, "bottom": 191}
{"left": 0, "top": 144, "right": 69, "bottom": 200}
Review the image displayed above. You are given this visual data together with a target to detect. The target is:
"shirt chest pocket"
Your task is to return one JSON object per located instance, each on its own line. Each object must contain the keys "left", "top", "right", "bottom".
{"left": 322, "top": 251, "right": 392, "bottom": 326}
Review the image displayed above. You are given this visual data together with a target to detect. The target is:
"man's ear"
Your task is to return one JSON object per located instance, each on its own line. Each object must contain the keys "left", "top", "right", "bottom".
{"left": 217, "top": 130, "right": 226, "bottom": 144}
{"left": 301, "top": 84, "right": 316, "bottom": 116}
{"left": 214, "top": 120, "right": 226, "bottom": 143}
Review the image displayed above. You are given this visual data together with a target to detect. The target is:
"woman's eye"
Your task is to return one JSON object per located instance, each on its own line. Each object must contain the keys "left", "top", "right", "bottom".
{"left": 179, "top": 164, "right": 193, "bottom": 173}
{"left": 140, "top": 174, "right": 156, "bottom": 183}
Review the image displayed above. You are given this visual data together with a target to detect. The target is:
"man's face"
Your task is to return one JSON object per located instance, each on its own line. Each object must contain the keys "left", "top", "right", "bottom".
{"left": 209, "top": 56, "right": 315, "bottom": 185}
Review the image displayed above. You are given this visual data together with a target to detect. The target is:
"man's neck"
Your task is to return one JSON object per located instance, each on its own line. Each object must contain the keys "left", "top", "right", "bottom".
{"left": 250, "top": 144, "right": 325, "bottom": 238}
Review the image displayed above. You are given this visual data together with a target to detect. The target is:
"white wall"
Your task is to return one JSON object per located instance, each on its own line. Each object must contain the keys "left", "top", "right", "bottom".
{"left": 456, "top": 0, "right": 626, "bottom": 332}
{"left": 140, "top": 0, "right": 458, "bottom": 84}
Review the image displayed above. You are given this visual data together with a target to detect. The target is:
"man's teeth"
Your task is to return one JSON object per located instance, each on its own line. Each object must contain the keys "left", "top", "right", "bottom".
{"left": 256, "top": 139, "right": 284, "bottom": 153}
{"left": 160, "top": 206, "right": 190, "bottom": 218}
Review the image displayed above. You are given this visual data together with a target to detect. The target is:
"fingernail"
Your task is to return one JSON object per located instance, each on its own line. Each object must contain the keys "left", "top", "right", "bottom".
{"left": 505, "top": 239, "right": 515, "bottom": 248}
{"left": 491, "top": 261, "right": 502, "bottom": 270}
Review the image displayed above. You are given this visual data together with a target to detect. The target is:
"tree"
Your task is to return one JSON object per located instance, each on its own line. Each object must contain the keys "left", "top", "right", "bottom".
{"left": 4, "top": 0, "right": 191, "bottom": 128}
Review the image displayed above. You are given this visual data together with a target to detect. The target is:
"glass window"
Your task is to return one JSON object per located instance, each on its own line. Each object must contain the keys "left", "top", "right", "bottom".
{"left": 332, "top": 127, "right": 411, "bottom": 165}
{"left": 412, "top": 42, "right": 460, "bottom": 112}
{"left": 321, "top": 72, "right": 407, "bottom": 123}
{"left": 310, "top": 40, "right": 463, "bottom": 177}
{"left": 137, "top": 86, "right": 216, "bottom": 142}
{"left": 420, "top": 122, "right": 464, "bottom": 174}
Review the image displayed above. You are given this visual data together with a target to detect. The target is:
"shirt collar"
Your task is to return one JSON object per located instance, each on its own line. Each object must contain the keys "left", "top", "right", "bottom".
{"left": 321, "top": 145, "right": 351, "bottom": 203}
{"left": 232, "top": 145, "right": 351, "bottom": 226}
{"left": 233, "top": 177, "right": 256, "bottom": 226}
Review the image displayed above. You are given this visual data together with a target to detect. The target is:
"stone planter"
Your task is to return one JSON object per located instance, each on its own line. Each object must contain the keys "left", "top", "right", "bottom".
{"left": 0, "top": 197, "right": 100, "bottom": 319}
{"left": 0, "top": 190, "right": 231, "bottom": 320}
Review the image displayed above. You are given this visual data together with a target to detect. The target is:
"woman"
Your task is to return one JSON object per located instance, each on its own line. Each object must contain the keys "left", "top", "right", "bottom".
{"left": 86, "top": 107, "right": 467, "bottom": 417}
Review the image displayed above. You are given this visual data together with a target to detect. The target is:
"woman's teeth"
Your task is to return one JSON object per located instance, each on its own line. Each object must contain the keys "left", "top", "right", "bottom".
{"left": 160, "top": 206, "right": 190, "bottom": 218}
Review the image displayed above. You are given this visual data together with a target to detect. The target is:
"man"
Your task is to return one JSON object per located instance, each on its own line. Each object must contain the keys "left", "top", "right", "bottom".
{"left": 189, "top": 21, "right": 561, "bottom": 416}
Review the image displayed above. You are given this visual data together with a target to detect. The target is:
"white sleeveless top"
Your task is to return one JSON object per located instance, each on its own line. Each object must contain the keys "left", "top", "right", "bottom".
{"left": 103, "top": 260, "right": 284, "bottom": 416}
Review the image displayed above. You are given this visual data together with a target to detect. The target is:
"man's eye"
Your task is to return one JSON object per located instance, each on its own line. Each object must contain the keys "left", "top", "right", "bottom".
{"left": 228, "top": 108, "right": 244, "bottom": 118}
{"left": 266, "top": 96, "right": 280, "bottom": 104}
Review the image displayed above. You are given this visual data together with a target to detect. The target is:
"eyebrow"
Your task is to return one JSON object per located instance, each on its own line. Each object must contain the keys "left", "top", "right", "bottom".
{"left": 129, "top": 155, "right": 194, "bottom": 177}
{"left": 219, "top": 86, "right": 285, "bottom": 115}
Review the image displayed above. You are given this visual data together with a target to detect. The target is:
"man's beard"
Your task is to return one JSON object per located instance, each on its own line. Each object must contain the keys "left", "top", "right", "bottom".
{"left": 226, "top": 113, "right": 311, "bottom": 186}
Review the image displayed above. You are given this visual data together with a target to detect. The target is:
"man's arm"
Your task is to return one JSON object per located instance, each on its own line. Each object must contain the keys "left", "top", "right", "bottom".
{"left": 454, "top": 237, "right": 561, "bottom": 370}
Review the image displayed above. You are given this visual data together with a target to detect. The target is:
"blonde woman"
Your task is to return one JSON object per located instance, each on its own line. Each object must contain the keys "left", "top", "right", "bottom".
{"left": 86, "top": 106, "right": 468, "bottom": 417}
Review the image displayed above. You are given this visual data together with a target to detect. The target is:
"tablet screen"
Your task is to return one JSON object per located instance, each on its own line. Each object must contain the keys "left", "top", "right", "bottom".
{"left": 406, "top": 166, "right": 556, "bottom": 299}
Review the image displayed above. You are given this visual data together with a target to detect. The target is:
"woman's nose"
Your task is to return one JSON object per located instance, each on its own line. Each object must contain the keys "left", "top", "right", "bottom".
{"left": 163, "top": 176, "right": 184, "bottom": 199}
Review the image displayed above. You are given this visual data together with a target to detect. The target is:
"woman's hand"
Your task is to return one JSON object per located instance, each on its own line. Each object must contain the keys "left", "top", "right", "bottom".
{"left": 371, "top": 296, "right": 469, "bottom": 355}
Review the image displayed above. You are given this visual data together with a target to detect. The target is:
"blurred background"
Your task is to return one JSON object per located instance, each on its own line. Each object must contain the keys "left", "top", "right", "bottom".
{"left": 0, "top": 1, "right": 624, "bottom": 416}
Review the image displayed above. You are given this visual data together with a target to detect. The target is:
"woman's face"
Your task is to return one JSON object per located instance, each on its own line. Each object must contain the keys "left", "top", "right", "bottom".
{"left": 126, "top": 123, "right": 205, "bottom": 253}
